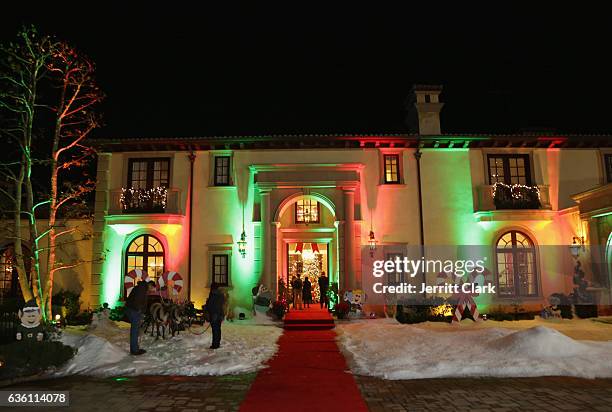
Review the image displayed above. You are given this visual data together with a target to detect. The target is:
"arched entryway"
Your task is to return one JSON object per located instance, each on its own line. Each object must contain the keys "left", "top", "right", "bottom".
{"left": 275, "top": 193, "right": 338, "bottom": 302}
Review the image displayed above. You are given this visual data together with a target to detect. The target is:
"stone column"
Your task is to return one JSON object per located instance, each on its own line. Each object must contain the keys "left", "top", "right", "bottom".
{"left": 343, "top": 188, "right": 356, "bottom": 290}
{"left": 90, "top": 153, "right": 111, "bottom": 308}
{"left": 260, "top": 189, "right": 272, "bottom": 291}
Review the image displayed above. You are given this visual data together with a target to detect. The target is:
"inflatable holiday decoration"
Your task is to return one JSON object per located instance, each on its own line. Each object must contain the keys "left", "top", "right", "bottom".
{"left": 16, "top": 299, "right": 44, "bottom": 342}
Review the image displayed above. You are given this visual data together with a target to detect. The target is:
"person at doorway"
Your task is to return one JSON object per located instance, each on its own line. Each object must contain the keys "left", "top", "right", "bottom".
{"left": 302, "top": 276, "right": 312, "bottom": 308}
{"left": 206, "top": 282, "right": 225, "bottom": 349}
{"left": 292, "top": 275, "right": 303, "bottom": 310}
{"left": 318, "top": 272, "right": 329, "bottom": 309}
{"left": 125, "top": 279, "right": 156, "bottom": 355}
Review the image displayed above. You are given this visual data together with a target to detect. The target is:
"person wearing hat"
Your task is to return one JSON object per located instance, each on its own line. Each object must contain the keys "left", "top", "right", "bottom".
{"left": 125, "top": 279, "right": 156, "bottom": 355}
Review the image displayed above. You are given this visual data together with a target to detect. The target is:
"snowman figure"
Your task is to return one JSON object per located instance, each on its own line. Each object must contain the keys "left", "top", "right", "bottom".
{"left": 16, "top": 299, "right": 45, "bottom": 342}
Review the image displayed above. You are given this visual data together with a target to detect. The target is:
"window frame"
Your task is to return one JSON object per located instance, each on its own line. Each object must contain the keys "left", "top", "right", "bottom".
{"left": 487, "top": 154, "right": 532, "bottom": 186}
{"left": 213, "top": 155, "right": 232, "bottom": 186}
{"left": 211, "top": 254, "right": 229, "bottom": 286}
{"left": 127, "top": 157, "right": 171, "bottom": 189}
{"left": 495, "top": 230, "right": 539, "bottom": 298}
{"left": 383, "top": 154, "right": 401, "bottom": 184}
{"left": 295, "top": 199, "right": 321, "bottom": 224}
{"left": 124, "top": 234, "right": 165, "bottom": 296}
{"left": 0, "top": 247, "right": 18, "bottom": 299}
{"left": 385, "top": 252, "right": 404, "bottom": 286}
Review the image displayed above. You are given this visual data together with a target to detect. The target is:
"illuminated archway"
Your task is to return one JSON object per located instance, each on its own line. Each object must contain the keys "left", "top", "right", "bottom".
{"left": 123, "top": 234, "right": 165, "bottom": 296}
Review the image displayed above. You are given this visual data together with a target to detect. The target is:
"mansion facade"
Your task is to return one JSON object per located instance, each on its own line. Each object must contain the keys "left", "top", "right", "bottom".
{"left": 3, "top": 86, "right": 612, "bottom": 313}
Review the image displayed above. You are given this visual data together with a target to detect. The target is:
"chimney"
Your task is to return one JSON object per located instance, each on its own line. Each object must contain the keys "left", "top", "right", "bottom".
{"left": 407, "top": 84, "right": 444, "bottom": 135}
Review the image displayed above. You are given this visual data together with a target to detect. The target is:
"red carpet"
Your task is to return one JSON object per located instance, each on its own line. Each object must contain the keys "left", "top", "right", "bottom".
{"left": 241, "top": 309, "right": 368, "bottom": 412}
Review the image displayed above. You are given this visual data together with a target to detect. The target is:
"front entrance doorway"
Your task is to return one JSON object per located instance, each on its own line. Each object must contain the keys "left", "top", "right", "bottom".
{"left": 286, "top": 242, "right": 329, "bottom": 302}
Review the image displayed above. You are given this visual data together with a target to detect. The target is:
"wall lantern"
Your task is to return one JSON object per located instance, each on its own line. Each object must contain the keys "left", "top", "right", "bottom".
{"left": 368, "top": 230, "right": 378, "bottom": 257}
{"left": 238, "top": 231, "right": 247, "bottom": 258}
{"left": 569, "top": 236, "right": 585, "bottom": 258}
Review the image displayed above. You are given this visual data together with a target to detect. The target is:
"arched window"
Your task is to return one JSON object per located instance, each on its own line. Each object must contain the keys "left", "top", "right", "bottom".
{"left": 0, "top": 245, "right": 30, "bottom": 301}
{"left": 125, "top": 235, "right": 165, "bottom": 292}
{"left": 0, "top": 247, "right": 18, "bottom": 299}
{"left": 496, "top": 231, "right": 538, "bottom": 297}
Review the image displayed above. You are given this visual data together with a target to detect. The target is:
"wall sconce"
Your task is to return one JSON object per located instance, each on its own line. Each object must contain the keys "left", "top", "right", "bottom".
{"left": 569, "top": 236, "right": 585, "bottom": 258}
{"left": 238, "top": 231, "right": 247, "bottom": 258}
{"left": 368, "top": 230, "right": 378, "bottom": 257}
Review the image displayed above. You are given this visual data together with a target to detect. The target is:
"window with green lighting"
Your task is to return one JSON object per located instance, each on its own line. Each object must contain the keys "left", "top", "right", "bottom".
{"left": 495, "top": 231, "right": 538, "bottom": 297}
{"left": 124, "top": 234, "right": 165, "bottom": 295}
{"left": 383, "top": 154, "right": 400, "bottom": 184}
{"left": 212, "top": 254, "right": 229, "bottom": 286}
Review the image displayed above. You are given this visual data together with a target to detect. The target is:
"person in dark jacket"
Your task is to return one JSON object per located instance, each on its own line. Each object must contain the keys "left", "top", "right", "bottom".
{"left": 125, "top": 280, "right": 156, "bottom": 355}
{"left": 318, "top": 272, "right": 329, "bottom": 309}
{"left": 302, "top": 277, "right": 312, "bottom": 308}
{"left": 205, "top": 282, "right": 225, "bottom": 349}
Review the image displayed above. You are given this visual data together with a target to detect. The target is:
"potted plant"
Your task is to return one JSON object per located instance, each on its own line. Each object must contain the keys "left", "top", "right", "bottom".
{"left": 335, "top": 301, "right": 350, "bottom": 319}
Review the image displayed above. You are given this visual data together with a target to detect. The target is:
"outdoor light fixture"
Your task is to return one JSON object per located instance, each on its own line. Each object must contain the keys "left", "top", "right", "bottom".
{"left": 569, "top": 236, "right": 585, "bottom": 258}
{"left": 368, "top": 230, "right": 378, "bottom": 257}
{"left": 238, "top": 230, "right": 247, "bottom": 258}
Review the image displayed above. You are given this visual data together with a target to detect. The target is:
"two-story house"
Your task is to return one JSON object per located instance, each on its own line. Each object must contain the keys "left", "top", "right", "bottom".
{"left": 81, "top": 85, "right": 612, "bottom": 314}
{"left": 4, "top": 85, "right": 609, "bottom": 315}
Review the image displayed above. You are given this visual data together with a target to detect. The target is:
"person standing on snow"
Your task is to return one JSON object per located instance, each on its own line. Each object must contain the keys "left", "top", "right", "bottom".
{"left": 205, "top": 282, "right": 225, "bottom": 349}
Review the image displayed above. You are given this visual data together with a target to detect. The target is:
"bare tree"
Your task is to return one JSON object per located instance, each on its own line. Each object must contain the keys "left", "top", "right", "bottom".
{"left": 1, "top": 26, "right": 103, "bottom": 319}
{"left": 43, "top": 43, "right": 103, "bottom": 319}
{"left": 0, "top": 26, "right": 54, "bottom": 307}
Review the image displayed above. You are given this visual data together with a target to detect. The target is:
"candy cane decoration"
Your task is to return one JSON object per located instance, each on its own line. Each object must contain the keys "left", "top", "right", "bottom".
{"left": 125, "top": 269, "right": 151, "bottom": 296}
{"left": 451, "top": 268, "right": 491, "bottom": 323}
{"left": 158, "top": 271, "right": 183, "bottom": 296}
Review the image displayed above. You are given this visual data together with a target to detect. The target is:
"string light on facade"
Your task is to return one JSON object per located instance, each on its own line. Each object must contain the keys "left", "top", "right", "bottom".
{"left": 120, "top": 187, "right": 168, "bottom": 211}
{"left": 492, "top": 182, "right": 541, "bottom": 200}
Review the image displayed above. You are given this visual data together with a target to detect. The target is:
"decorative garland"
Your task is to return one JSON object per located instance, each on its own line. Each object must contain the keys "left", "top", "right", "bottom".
{"left": 492, "top": 182, "right": 540, "bottom": 200}
{"left": 492, "top": 182, "right": 541, "bottom": 209}
{"left": 120, "top": 187, "right": 168, "bottom": 211}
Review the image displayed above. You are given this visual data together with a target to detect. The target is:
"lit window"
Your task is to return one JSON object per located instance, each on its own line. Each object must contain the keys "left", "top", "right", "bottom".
{"left": 384, "top": 154, "right": 400, "bottom": 184}
{"left": 496, "top": 231, "right": 538, "bottom": 297}
{"left": 125, "top": 235, "right": 165, "bottom": 295}
{"left": 295, "top": 199, "right": 320, "bottom": 224}
{"left": 0, "top": 247, "right": 17, "bottom": 298}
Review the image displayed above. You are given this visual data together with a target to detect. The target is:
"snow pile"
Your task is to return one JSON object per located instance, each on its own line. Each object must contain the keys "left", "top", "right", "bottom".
{"left": 336, "top": 319, "right": 612, "bottom": 379}
{"left": 54, "top": 320, "right": 282, "bottom": 377}
{"left": 488, "top": 326, "right": 588, "bottom": 357}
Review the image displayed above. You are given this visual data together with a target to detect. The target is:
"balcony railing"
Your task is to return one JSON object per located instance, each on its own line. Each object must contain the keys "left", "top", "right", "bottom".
{"left": 109, "top": 187, "right": 181, "bottom": 215}
{"left": 476, "top": 184, "right": 551, "bottom": 211}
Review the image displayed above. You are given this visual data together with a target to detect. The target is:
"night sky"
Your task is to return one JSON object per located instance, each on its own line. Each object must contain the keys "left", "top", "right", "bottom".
{"left": 3, "top": 4, "right": 611, "bottom": 137}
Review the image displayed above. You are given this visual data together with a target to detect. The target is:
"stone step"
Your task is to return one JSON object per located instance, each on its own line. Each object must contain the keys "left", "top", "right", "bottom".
{"left": 283, "top": 323, "right": 336, "bottom": 330}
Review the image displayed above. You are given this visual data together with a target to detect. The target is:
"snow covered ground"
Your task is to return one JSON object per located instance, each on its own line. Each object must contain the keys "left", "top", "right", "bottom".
{"left": 336, "top": 317, "right": 612, "bottom": 380}
{"left": 53, "top": 314, "right": 283, "bottom": 378}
